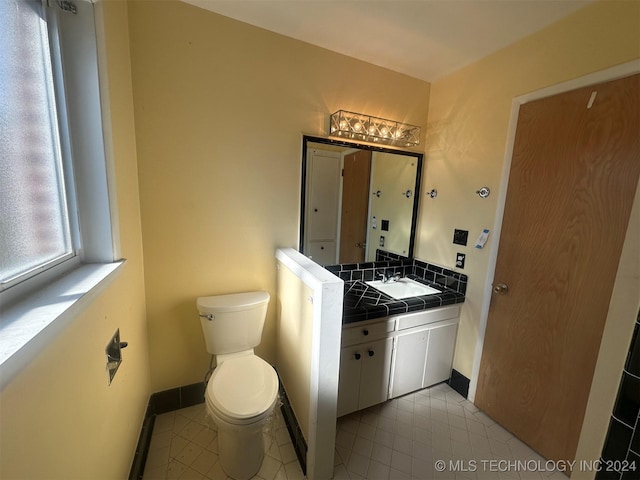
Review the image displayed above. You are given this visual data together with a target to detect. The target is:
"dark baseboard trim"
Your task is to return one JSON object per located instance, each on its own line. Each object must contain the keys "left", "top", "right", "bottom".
{"left": 279, "top": 386, "right": 307, "bottom": 475}
{"left": 128, "top": 382, "right": 206, "bottom": 480}
{"left": 128, "top": 402, "right": 155, "bottom": 480}
{"left": 448, "top": 369, "right": 470, "bottom": 398}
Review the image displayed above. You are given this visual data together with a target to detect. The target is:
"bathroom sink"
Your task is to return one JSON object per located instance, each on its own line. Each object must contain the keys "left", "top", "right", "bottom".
{"left": 365, "top": 278, "right": 441, "bottom": 299}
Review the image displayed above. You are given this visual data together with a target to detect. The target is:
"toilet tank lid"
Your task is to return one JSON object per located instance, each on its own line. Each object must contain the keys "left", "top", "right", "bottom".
{"left": 197, "top": 291, "right": 270, "bottom": 314}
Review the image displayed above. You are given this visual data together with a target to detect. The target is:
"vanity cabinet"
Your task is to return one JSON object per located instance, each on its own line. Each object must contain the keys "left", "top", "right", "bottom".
{"left": 337, "top": 305, "right": 460, "bottom": 416}
{"left": 337, "top": 319, "right": 395, "bottom": 417}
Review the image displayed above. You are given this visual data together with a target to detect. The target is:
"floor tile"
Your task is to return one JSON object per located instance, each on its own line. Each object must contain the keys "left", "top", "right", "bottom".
{"left": 143, "top": 383, "right": 555, "bottom": 480}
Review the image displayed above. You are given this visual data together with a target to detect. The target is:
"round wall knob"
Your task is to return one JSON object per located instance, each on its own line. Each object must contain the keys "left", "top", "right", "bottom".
{"left": 368, "top": 350, "right": 375, "bottom": 357}
{"left": 476, "top": 187, "right": 491, "bottom": 198}
{"left": 354, "top": 353, "right": 361, "bottom": 360}
{"left": 493, "top": 283, "right": 509, "bottom": 295}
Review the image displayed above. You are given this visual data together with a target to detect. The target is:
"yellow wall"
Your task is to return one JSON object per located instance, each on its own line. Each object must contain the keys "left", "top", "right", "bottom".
{"left": 127, "top": 0, "right": 430, "bottom": 391}
{"left": 3, "top": 1, "right": 635, "bottom": 476}
{"left": 419, "top": 0, "right": 639, "bottom": 472}
{"left": 418, "top": 0, "right": 640, "bottom": 380}
{"left": 0, "top": 1, "right": 150, "bottom": 479}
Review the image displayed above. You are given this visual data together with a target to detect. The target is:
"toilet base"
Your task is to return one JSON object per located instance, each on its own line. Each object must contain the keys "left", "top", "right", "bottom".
{"left": 217, "top": 422, "right": 264, "bottom": 480}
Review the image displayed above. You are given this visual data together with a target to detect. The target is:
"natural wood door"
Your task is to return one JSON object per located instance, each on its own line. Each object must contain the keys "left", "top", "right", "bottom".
{"left": 476, "top": 74, "right": 640, "bottom": 463}
{"left": 340, "top": 150, "right": 371, "bottom": 263}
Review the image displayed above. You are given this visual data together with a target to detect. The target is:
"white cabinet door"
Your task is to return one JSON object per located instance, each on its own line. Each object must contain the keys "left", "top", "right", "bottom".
{"left": 390, "top": 327, "right": 429, "bottom": 398}
{"left": 423, "top": 320, "right": 458, "bottom": 387}
{"left": 359, "top": 337, "right": 394, "bottom": 410}
{"left": 337, "top": 337, "right": 394, "bottom": 416}
{"left": 337, "top": 346, "right": 362, "bottom": 417}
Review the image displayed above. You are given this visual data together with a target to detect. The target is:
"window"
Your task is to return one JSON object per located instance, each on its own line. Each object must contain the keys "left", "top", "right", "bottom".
{"left": 1, "top": 0, "right": 78, "bottom": 291}
{"left": 0, "top": 0, "right": 122, "bottom": 380}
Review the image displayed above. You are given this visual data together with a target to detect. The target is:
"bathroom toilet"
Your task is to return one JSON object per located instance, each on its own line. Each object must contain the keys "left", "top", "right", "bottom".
{"left": 197, "top": 291, "right": 279, "bottom": 480}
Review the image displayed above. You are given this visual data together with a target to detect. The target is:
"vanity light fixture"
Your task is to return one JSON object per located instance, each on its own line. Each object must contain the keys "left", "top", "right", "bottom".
{"left": 330, "top": 110, "right": 421, "bottom": 147}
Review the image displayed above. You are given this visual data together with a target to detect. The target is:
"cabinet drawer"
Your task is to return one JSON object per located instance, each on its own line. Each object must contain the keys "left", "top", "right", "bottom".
{"left": 394, "top": 305, "right": 460, "bottom": 331}
{"left": 342, "top": 319, "right": 395, "bottom": 346}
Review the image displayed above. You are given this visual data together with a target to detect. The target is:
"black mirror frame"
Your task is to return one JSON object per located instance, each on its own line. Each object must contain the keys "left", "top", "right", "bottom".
{"left": 299, "top": 134, "right": 423, "bottom": 262}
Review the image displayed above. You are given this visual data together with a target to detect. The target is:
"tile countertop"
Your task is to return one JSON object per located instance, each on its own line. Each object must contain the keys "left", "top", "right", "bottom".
{"left": 325, "top": 255, "right": 468, "bottom": 325}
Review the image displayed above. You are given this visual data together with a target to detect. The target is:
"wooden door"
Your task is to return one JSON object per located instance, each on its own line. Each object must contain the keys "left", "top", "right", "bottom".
{"left": 340, "top": 150, "right": 371, "bottom": 263}
{"left": 476, "top": 74, "right": 640, "bottom": 462}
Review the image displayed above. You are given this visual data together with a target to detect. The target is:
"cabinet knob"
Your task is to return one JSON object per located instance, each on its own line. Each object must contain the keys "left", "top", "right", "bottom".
{"left": 363, "top": 329, "right": 369, "bottom": 336}
{"left": 368, "top": 350, "right": 374, "bottom": 357}
{"left": 354, "top": 353, "right": 361, "bottom": 360}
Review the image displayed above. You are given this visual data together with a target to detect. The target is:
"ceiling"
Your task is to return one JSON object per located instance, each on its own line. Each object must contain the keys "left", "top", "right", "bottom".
{"left": 181, "top": 0, "right": 595, "bottom": 82}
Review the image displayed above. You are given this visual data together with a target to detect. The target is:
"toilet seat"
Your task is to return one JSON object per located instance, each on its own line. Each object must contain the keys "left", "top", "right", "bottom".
{"left": 206, "top": 355, "right": 278, "bottom": 425}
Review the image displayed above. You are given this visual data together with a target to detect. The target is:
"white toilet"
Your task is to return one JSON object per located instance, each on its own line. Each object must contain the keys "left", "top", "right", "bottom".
{"left": 196, "top": 291, "right": 279, "bottom": 480}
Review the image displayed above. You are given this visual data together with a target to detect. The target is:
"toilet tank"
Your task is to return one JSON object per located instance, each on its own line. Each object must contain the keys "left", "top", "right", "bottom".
{"left": 197, "top": 291, "right": 270, "bottom": 355}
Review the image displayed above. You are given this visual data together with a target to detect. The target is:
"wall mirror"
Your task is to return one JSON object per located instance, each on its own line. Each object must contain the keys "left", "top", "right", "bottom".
{"left": 300, "top": 135, "right": 423, "bottom": 266}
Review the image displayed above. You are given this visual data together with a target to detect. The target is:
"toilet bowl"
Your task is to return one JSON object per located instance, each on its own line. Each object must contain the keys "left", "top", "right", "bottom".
{"left": 197, "top": 291, "right": 278, "bottom": 480}
{"left": 206, "top": 354, "right": 278, "bottom": 479}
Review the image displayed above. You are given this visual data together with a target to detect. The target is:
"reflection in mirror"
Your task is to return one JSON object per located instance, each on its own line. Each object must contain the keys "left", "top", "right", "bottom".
{"left": 300, "top": 135, "right": 423, "bottom": 266}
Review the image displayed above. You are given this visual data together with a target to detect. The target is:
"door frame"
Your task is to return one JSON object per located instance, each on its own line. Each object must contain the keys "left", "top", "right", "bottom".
{"left": 468, "top": 59, "right": 640, "bottom": 402}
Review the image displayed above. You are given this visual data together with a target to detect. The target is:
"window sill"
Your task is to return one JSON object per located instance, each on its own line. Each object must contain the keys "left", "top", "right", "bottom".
{"left": 0, "top": 261, "right": 125, "bottom": 389}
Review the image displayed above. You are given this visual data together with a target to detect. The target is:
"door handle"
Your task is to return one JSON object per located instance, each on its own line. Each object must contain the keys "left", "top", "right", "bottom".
{"left": 493, "top": 283, "right": 509, "bottom": 295}
{"left": 355, "top": 242, "right": 367, "bottom": 249}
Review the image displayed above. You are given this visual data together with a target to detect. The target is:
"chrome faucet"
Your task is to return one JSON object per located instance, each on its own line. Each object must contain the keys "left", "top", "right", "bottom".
{"left": 377, "top": 271, "right": 402, "bottom": 283}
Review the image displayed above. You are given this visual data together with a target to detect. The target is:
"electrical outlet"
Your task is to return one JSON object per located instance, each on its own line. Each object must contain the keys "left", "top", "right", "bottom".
{"left": 456, "top": 253, "right": 466, "bottom": 269}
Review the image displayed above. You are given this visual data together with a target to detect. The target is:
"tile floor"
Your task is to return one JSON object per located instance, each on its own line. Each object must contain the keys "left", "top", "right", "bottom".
{"left": 142, "top": 383, "right": 569, "bottom": 480}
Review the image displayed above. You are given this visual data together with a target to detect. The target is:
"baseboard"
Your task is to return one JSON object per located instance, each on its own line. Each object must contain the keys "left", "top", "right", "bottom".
{"left": 128, "top": 402, "right": 155, "bottom": 480}
{"left": 448, "top": 369, "right": 470, "bottom": 399}
{"left": 279, "top": 386, "right": 307, "bottom": 475}
{"left": 128, "top": 382, "right": 206, "bottom": 480}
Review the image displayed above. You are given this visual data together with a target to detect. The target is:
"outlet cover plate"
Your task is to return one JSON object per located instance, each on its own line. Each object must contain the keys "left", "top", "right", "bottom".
{"left": 453, "top": 229, "right": 469, "bottom": 246}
